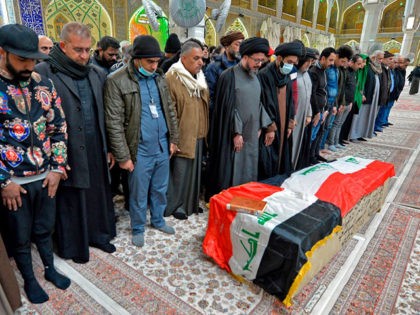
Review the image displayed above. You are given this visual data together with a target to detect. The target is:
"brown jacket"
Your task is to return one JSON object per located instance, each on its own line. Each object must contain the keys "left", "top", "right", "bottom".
{"left": 166, "top": 71, "right": 209, "bottom": 159}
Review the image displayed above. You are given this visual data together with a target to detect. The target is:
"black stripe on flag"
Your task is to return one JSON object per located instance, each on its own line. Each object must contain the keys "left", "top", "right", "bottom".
{"left": 254, "top": 199, "right": 341, "bottom": 300}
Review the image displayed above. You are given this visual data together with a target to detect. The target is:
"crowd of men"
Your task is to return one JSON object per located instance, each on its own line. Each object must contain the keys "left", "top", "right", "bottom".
{"left": 0, "top": 21, "right": 412, "bottom": 305}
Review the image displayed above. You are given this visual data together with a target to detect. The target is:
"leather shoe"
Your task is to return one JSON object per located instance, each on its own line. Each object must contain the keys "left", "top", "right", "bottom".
{"left": 173, "top": 209, "right": 188, "bottom": 220}
{"left": 91, "top": 242, "right": 116, "bottom": 253}
{"left": 316, "top": 155, "right": 328, "bottom": 162}
{"left": 358, "top": 137, "right": 367, "bottom": 142}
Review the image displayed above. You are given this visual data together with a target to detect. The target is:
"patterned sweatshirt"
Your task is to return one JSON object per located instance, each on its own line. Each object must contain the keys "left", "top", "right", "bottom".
{"left": 0, "top": 72, "right": 67, "bottom": 186}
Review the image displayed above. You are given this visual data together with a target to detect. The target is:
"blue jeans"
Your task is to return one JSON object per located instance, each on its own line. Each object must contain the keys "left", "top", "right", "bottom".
{"left": 311, "top": 112, "right": 323, "bottom": 143}
{"left": 129, "top": 150, "right": 169, "bottom": 234}
{"left": 375, "top": 105, "right": 386, "bottom": 131}
{"left": 320, "top": 112, "right": 336, "bottom": 149}
{"left": 383, "top": 100, "right": 395, "bottom": 125}
{"left": 327, "top": 105, "right": 351, "bottom": 146}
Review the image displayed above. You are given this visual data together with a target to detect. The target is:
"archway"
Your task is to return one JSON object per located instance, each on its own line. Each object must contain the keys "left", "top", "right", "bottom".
{"left": 226, "top": 18, "right": 249, "bottom": 39}
{"left": 128, "top": 5, "right": 169, "bottom": 51}
{"left": 205, "top": 14, "right": 217, "bottom": 47}
{"left": 341, "top": 1, "right": 365, "bottom": 34}
{"left": 383, "top": 39, "right": 401, "bottom": 54}
{"left": 344, "top": 39, "right": 360, "bottom": 52}
{"left": 45, "top": 0, "right": 112, "bottom": 46}
{"left": 380, "top": 0, "right": 405, "bottom": 32}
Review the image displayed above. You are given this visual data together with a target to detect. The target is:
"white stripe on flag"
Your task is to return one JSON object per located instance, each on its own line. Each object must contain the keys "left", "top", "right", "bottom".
{"left": 329, "top": 156, "right": 373, "bottom": 174}
{"left": 281, "top": 163, "right": 337, "bottom": 200}
{"left": 228, "top": 190, "right": 314, "bottom": 280}
{"left": 281, "top": 156, "right": 375, "bottom": 200}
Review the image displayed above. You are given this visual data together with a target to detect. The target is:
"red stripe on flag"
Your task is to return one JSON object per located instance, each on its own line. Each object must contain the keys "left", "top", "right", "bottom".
{"left": 316, "top": 160, "right": 395, "bottom": 217}
{"left": 203, "top": 182, "right": 283, "bottom": 272}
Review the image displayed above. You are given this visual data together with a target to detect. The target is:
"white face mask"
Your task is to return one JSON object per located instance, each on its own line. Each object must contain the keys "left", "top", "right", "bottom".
{"left": 138, "top": 66, "right": 155, "bottom": 77}
{"left": 280, "top": 62, "right": 294, "bottom": 75}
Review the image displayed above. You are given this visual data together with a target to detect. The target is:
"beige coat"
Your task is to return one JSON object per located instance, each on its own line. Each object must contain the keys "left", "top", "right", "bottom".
{"left": 165, "top": 72, "right": 209, "bottom": 159}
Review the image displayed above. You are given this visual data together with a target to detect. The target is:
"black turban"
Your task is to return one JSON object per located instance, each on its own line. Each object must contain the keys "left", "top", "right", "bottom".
{"left": 239, "top": 37, "right": 269, "bottom": 57}
{"left": 275, "top": 41, "right": 305, "bottom": 58}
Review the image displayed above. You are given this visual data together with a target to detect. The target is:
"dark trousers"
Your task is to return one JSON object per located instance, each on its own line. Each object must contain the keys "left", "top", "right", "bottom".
{"left": 2, "top": 180, "right": 55, "bottom": 280}
{"left": 310, "top": 114, "right": 326, "bottom": 160}
{"left": 110, "top": 165, "right": 130, "bottom": 209}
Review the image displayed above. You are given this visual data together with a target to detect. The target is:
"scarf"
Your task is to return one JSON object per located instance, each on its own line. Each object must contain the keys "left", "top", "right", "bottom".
{"left": 48, "top": 44, "right": 91, "bottom": 79}
{"left": 167, "top": 60, "right": 207, "bottom": 98}
{"left": 354, "top": 54, "right": 369, "bottom": 109}
{"left": 369, "top": 59, "right": 382, "bottom": 75}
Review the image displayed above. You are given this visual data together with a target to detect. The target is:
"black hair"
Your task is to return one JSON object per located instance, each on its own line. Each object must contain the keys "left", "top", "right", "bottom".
{"left": 214, "top": 45, "right": 224, "bottom": 55}
{"left": 336, "top": 45, "right": 353, "bottom": 60}
{"left": 320, "top": 47, "right": 336, "bottom": 59}
{"left": 351, "top": 54, "right": 362, "bottom": 63}
{"left": 97, "top": 36, "right": 120, "bottom": 50}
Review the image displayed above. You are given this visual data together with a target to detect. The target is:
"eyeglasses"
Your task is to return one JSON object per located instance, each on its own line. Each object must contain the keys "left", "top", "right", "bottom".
{"left": 249, "top": 56, "right": 266, "bottom": 64}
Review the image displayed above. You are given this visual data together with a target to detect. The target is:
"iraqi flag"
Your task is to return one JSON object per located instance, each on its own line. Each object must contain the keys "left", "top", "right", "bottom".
{"left": 203, "top": 157, "right": 394, "bottom": 306}
{"left": 202, "top": 182, "right": 342, "bottom": 305}
{"left": 281, "top": 156, "right": 395, "bottom": 216}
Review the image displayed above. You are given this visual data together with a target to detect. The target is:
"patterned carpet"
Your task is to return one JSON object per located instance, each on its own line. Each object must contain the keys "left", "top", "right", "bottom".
{"left": 331, "top": 205, "right": 420, "bottom": 314}
{"left": 13, "top": 90, "right": 419, "bottom": 314}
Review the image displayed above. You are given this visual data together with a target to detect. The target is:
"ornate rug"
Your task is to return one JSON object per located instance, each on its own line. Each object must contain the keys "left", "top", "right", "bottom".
{"left": 331, "top": 205, "right": 419, "bottom": 314}
{"left": 12, "top": 254, "right": 107, "bottom": 314}
{"left": 394, "top": 154, "right": 420, "bottom": 208}
{"left": 67, "top": 204, "right": 276, "bottom": 315}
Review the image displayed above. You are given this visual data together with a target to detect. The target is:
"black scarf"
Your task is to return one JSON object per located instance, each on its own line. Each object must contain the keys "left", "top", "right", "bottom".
{"left": 48, "top": 44, "right": 91, "bottom": 79}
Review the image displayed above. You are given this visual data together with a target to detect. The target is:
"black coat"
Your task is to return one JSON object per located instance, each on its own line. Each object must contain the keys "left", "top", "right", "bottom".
{"left": 363, "top": 66, "right": 378, "bottom": 105}
{"left": 308, "top": 63, "right": 327, "bottom": 116}
{"left": 205, "top": 67, "right": 237, "bottom": 199}
{"left": 378, "top": 65, "right": 390, "bottom": 106}
{"left": 257, "top": 62, "right": 294, "bottom": 178}
{"left": 35, "top": 63, "right": 109, "bottom": 189}
{"left": 390, "top": 68, "right": 405, "bottom": 101}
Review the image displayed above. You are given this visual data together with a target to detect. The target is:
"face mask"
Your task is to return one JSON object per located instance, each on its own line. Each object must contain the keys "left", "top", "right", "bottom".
{"left": 280, "top": 62, "right": 294, "bottom": 75}
{"left": 138, "top": 66, "right": 155, "bottom": 77}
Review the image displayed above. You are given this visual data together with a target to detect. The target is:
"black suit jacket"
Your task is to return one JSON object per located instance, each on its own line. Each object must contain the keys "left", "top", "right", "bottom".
{"left": 35, "top": 62, "right": 109, "bottom": 189}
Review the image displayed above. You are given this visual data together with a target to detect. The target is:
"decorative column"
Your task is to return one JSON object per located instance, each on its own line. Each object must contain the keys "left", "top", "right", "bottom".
{"left": 277, "top": 0, "right": 283, "bottom": 18}
{"left": 359, "top": 0, "right": 385, "bottom": 53}
{"left": 4, "top": 0, "right": 16, "bottom": 24}
{"left": 296, "top": 0, "right": 303, "bottom": 23}
{"left": 312, "top": 0, "right": 320, "bottom": 29}
{"left": 0, "top": 0, "right": 7, "bottom": 24}
{"left": 400, "top": 0, "right": 420, "bottom": 56}
{"left": 325, "top": 0, "right": 334, "bottom": 31}
{"left": 251, "top": 0, "right": 258, "bottom": 11}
